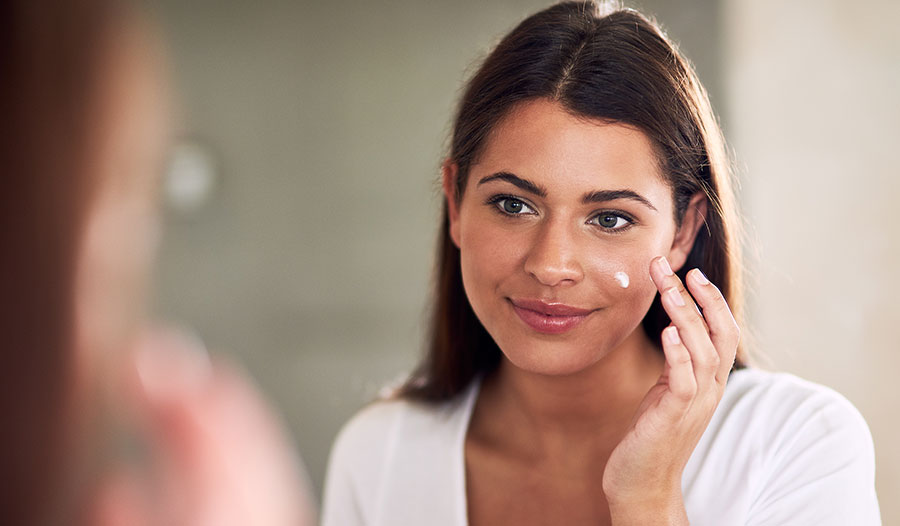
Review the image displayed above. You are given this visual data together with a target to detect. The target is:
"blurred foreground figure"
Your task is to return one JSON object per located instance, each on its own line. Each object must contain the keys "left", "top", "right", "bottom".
{"left": 0, "top": 2, "right": 316, "bottom": 525}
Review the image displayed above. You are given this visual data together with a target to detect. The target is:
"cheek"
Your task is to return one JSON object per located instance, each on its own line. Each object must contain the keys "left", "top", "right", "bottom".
{"left": 457, "top": 211, "right": 526, "bottom": 287}
{"left": 586, "top": 217, "right": 677, "bottom": 290}
{"left": 585, "top": 244, "right": 639, "bottom": 285}
{"left": 583, "top": 244, "right": 659, "bottom": 311}
{"left": 456, "top": 210, "right": 534, "bottom": 337}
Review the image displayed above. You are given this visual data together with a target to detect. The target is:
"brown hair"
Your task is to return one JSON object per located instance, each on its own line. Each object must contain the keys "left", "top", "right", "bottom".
{"left": 401, "top": 1, "right": 748, "bottom": 402}
{"left": 0, "top": 1, "right": 125, "bottom": 523}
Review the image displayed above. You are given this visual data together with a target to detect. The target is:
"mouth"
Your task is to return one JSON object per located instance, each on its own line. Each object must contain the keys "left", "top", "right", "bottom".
{"left": 507, "top": 298, "right": 597, "bottom": 335}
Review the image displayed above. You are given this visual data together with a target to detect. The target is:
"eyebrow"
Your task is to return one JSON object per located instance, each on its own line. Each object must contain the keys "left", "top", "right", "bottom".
{"left": 581, "top": 189, "right": 658, "bottom": 212}
{"left": 477, "top": 171, "right": 547, "bottom": 197}
{"left": 476, "top": 171, "right": 658, "bottom": 212}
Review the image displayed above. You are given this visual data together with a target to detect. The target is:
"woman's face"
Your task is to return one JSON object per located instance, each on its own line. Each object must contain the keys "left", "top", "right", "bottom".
{"left": 445, "top": 98, "right": 703, "bottom": 376}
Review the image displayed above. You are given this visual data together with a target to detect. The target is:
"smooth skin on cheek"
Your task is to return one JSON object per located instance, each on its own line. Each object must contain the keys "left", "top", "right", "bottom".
{"left": 588, "top": 256, "right": 657, "bottom": 324}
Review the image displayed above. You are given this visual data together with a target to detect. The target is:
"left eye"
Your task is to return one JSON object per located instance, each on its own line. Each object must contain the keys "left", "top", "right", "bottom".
{"left": 590, "top": 213, "right": 631, "bottom": 230}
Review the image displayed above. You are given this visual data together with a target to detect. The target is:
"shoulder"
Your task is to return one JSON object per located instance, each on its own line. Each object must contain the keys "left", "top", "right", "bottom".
{"left": 689, "top": 367, "right": 881, "bottom": 525}
{"left": 719, "top": 367, "right": 873, "bottom": 451}
{"left": 329, "top": 389, "right": 473, "bottom": 466}
{"left": 322, "top": 384, "right": 477, "bottom": 525}
{"left": 321, "top": 397, "right": 412, "bottom": 526}
{"left": 332, "top": 397, "right": 407, "bottom": 452}
{"left": 320, "top": 398, "right": 393, "bottom": 525}
{"left": 722, "top": 367, "right": 865, "bottom": 417}
{"left": 322, "top": 384, "right": 478, "bottom": 526}
{"left": 325, "top": 397, "right": 409, "bottom": 485}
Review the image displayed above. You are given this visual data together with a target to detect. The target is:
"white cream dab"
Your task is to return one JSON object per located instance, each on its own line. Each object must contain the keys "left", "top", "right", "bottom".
{"left": 614, "top": 271, "right": 630, "bottom": 288}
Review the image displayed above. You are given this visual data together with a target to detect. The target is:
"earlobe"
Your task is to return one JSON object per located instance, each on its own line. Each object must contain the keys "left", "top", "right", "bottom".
{"left": 441, "top": 160, "right": 462, "bottom": 248}
{"left": 668, "top": 192, "right": 708, "bottom": 272}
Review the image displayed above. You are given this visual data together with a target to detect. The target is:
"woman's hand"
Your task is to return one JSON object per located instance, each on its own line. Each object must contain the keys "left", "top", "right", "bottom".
{"left": 87, "top": 327, "right": 318, "bottom": 526}
{"left": 602, "top": 256, "right": 740, "bottom": 525}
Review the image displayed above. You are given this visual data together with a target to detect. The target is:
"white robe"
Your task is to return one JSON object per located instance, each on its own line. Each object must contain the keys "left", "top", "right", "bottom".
{"left": 321, "top": 367, "right": 881, "bottom": 525}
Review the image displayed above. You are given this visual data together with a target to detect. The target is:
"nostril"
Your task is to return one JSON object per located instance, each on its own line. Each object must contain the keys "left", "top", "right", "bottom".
{"left": 527, "top": 268, "right": 581, "bottom": 287}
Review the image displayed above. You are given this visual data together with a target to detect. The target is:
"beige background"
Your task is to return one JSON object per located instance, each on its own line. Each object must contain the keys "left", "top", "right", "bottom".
{"left": 151, "top": 0, "right": 896, "bottom": 520}
{"left": 724, "top": 0, "right": 899, "bottom": 520}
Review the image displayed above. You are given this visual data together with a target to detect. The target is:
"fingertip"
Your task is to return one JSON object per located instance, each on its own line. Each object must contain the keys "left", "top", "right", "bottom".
{"left": 661, "top": 327, "right": 690, "bottom": 366}
{"left": 653, "top": 255, "right": 674, "bottom": 276}
{"left": 648, "top": 256, "right": 659, "bottom": 284}
{"left": 648, "top": 255, "right": 671, "bottom": 287}
{"left": 689, "top": 268, "right": 710, "bottom": 286}
{"left": 663, "top": 325, "right": 681, "bottom": 346}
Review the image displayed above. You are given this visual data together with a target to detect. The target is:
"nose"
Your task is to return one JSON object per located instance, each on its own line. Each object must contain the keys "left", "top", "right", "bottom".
{"left": 523, "top": 217, "right": 584, "bottom": 287}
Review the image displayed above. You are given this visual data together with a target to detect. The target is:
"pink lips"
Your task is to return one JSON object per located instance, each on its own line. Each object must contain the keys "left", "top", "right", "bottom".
{"left": 509, "top": 298, "right": 596, "bottom": 335}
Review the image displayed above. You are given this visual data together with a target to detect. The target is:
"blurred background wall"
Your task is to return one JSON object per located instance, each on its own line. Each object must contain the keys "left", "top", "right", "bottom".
{"left": 723, "top": 0, "right": 899, "bottom": 520}
{"left": 149, "top": 0, "right": 896, "bottom": 520}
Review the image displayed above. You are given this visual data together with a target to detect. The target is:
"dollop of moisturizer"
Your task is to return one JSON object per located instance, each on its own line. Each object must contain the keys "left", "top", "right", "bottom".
{"left": 614, "top": 271, "right": 630, "bottom": 289}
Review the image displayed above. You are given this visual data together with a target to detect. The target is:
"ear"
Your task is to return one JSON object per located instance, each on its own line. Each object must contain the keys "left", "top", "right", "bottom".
{"left": 667, "top": 192, "right": 708, "bottom": 273}
{"left": 441, "top": 159, "right": 462, "bottom": 248}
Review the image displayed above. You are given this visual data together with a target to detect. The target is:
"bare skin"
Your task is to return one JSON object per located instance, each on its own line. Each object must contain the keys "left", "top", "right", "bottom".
{"left": 443, "top": 98, "right": 739, "bottom": 525}
{"left": 465, "top": 343, "right": 664, "bottom": 525}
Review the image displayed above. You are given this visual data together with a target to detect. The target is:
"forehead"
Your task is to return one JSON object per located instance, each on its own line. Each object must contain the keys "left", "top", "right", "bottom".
{"left": 472, "top": 98, "right": 668, "bottom": 197}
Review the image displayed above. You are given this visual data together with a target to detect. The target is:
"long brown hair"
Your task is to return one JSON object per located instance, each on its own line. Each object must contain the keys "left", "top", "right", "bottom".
{"left": 0, "top": 1, "right": 125, "bottom": 524}
{"left": 401, "top": 1, "right": 748, "bottom": 402}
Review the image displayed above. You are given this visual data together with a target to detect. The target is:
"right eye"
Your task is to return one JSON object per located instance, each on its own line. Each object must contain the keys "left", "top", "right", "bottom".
{"left": 491, "top": 196, "right": 536, "bottom": 215}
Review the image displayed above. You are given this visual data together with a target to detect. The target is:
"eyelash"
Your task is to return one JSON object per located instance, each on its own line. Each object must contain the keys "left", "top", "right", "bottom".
{"left": 484, "top": 194, "right": 636, "bottom": 234}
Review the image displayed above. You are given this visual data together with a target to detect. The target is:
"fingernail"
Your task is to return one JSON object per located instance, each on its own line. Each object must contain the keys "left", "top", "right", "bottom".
{"left": 658, "top": 256, "right": 674, "bottom": 276}
{"left": 665, "top": 287, "right": 685, "bottom": 307}
{"left": 664, "top": 326, "right": 681, "bottom": 345}
{"left": 692, "top": 268, "right": 710, "bottom": 285}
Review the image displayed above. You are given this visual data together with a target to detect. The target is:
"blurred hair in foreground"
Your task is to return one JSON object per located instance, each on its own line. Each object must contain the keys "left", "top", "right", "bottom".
{"left": 0, "top": 1, "right": 315, "bottom": 524}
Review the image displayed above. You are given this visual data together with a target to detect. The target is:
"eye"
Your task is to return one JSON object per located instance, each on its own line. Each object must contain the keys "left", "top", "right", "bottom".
{"left": 589, "top": 212, "right": 633, "bottom": 231}
{"left": 491, "top": 196, "right": 536, "bottom": 215}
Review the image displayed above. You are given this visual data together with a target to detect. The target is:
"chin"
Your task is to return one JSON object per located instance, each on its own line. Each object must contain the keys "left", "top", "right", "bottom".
{"left": 497, "top": 338, "right": 610, "bottom": 377}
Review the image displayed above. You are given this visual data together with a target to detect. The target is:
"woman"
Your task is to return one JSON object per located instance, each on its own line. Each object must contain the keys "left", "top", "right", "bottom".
{"left": 0, "top": 1, "right": 315, "bottom": 524}
{"left": 321, "top": 2, "right": 881, "bottom": 525}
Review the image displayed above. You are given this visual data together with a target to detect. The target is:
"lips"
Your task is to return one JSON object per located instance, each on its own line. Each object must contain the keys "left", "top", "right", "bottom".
{"left": 508, "top": 298, "right": 596, "bottom": 335}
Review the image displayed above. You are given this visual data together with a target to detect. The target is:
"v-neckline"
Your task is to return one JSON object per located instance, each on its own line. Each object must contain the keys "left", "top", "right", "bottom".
{"left": 449, "top": 367, "right": 750, "bottom": 526}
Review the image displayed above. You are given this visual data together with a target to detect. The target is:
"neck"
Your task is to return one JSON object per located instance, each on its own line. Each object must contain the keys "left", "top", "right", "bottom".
{"left": 477, "top": 327, "right": 665, "bottom": 458}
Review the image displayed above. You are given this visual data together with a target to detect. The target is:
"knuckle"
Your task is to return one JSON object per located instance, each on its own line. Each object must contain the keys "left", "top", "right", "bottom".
{"left": 661, "top": 271, "right": 686, "bottom": 292}
{"left": 698, "top": 349, "right": 719, "bottom": 371}
{"left": 709, "top": 289, "right": 727, "bottom": 307}
{"left": 673, "top": 350, "right": 692, "bottom": 366}
{"left": 728, "top": 322, "right": 742, "bottom": 347}
{"left": 674, "top": 378, "right": 697, "bottom": 400}
{"left": 701, "top": 289, "right": 728, "bottom": 316}
{"left": 675, "top": 387, "right": 695, "bottom": 402}
{"left": 689, "top": 310, "right": 708, "bottom": 329}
